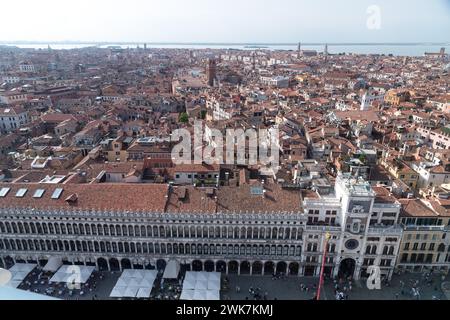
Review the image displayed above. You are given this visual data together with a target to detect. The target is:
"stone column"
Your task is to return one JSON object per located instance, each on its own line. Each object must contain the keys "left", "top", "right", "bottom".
{"left": 354, "top": 262, "right": 361, "bottom": 280}
{"left": 237, "top": 263, "right": 241, "bottom": 275}
{"left": 314, "top": 266, "right": 320, "bottom": 277}
{"left": 250, "top": 264, "right": 253, "bottom": 276}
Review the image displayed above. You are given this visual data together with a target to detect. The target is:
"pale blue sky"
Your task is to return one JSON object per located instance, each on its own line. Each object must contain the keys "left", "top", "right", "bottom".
{"left": 0, "top": 0, "right": 449, "bottom": 43}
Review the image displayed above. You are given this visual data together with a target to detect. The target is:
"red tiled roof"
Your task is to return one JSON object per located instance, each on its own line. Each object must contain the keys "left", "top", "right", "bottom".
{"left": 0, "top": 183, "right": 168, "bottom": 212}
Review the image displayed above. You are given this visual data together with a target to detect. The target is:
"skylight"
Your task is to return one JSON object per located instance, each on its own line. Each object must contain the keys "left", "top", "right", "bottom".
{"left": 51, "top": 188, "right": 64, "bottom": 199}
{"left": 33, "top": 189, "right": 46, "bottom": 198}
{"left": 15, "top": 188, "right": 28, "bottom": 198}
{"left": 0, "top": 187, "right": 11, "bottom": 197}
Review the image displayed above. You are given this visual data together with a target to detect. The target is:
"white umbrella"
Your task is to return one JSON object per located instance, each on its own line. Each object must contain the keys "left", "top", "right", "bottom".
{"left": 121, "top": 269, "right": 133, "bottom": 278}
{"left": 58, "top": 265, "right": 70, "bottom": 273}
{"left": 139, "top": 277, "right": 153, "bottom": 288}
{"left": 128, "top": 278, "right": 140, "bottom": 287}
{"left": 197, "top": 272, "right": 208, "bottom": 282}
{"left": 132, "top": 270, "right": 143, "bottom": 279}
{"left": 116, "top": 278, "right": 128, "bottom": 287}
{"left": 143, "top": 274, "right": 157, "bottom": 286}
{"left": 15, "top": 264, "right": 30, "bottom": 272}
{"left": 184, "top": 272, "right": 196, "bottom": 282}
{"left": 195, "top": 279, "right": 208, "bottom": 290}
{"left": 136, "top": 287, "right": 152, "bottom": 298}
{"left": 22, "top": 264, "right": 36, "bottom": 273}
{"left": 183, "top": 277, "right": 196, "bottom": 290}
{"left": 206, "top": 290, "right": 220, "bottom": 301}
{"left": 180, "top": 289, "right": 195, "bottom": 300}
{"left": 49, "top": 272, "right": 64, "bottom": 283}
{"left": 5, "top": 280, "right": 22, "bottom": 288}
{"left": 12, "top": 264, "right": 23, "bottom": 272}
{"left": 110, "top": 286, "right": 127, "bottom": 298}
{"left": 208, "top": 272, "right": 221, "bottom": 282}
{"left": 207, "top": 279, "right": 220, "bottom": 291}
{"left": 124, "top": 286, "right": 139, "bottom": 298}
{"left": 8, "top": 265, "right": 20, "bottom": 273}
{"left": 143, "top": 270, "right": 158, "bottom": 280}
{"left": 193, "top": 289, "right": 207, "bottom": 300}
{"left": 80, "top": 266, "right": 95, "bottom": 275}
{"left": 43, "top": 257, "right": 62, "bottom": 272}
{"left": 163, "top": 260, "right": 180, "bottom": 279}
{"left": 12, "top": 271, "right": 27, "bottom": 281}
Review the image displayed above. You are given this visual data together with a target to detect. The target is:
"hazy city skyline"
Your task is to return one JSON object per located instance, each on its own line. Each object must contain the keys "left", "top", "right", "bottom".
{"left": 1, "top": 0, "right": 449, "bottom": 43}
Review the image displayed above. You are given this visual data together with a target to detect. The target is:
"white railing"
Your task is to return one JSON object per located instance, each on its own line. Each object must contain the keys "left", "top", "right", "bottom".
{"left": 367, "top": 226, "right": 403, "bottom": 235}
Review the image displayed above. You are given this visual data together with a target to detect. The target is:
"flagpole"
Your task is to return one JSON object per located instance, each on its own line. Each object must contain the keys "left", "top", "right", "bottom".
{"left": 316, "top": 232, "right": 331, "bottom": 300}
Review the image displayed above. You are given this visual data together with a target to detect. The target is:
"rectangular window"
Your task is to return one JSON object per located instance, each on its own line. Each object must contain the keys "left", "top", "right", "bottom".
{"left": 0, "top": 187, "right": 11, "bottom": 197}
{"left": 51, "top": 188, "right": 64, "bottom": 199}
{"left": 15, "top": 188, "right": 28, "bottom": 198}
{"left": 33, "top": 189, "right": 45, "bottom": 198}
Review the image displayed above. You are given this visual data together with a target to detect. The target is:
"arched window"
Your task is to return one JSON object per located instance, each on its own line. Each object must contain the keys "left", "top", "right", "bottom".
{"left": 388, "top": 246, "right": 394, "bottom": 255}
{"left": 103, "top": 225, "right": 109, "bottom": 236}
{"left": 134, "top": 226, "right": 140, "bottom": 237}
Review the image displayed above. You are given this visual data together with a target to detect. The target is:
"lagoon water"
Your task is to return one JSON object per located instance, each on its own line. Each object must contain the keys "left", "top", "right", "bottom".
{"left": 2, "top": 43, "right": 450, "bottom": 57}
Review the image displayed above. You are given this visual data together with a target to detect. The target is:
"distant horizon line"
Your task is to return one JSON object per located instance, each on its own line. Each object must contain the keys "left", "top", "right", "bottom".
{"left": 1, "top": 41, "right": 450, "bottom": 46}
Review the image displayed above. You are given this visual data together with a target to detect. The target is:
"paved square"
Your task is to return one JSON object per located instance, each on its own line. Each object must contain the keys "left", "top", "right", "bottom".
{"left": 224, "top": 272, "right": 450, "bottom": 300}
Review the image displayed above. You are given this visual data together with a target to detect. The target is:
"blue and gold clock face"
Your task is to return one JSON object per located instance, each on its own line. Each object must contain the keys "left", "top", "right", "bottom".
{"left": 345, "top": 239, "right": 359, "bottom": 250}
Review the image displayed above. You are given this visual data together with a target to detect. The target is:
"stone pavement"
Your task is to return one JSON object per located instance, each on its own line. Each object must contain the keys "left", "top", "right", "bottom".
{"left": 14, "top": 267, "right": 450, "bottom": 300}
{"left": 224, "top": 272, "right": 450, "bottom": 300}
{"left": 18, "top": 268, "right": 122, "bottom": 300}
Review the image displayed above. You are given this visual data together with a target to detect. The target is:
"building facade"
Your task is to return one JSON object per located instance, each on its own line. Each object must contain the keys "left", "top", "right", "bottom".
{"left": 0, "top": 106, "right": 29, "bottom": 134}
{"left": 0, "top": 174, "right": 409, "bottom": 282}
